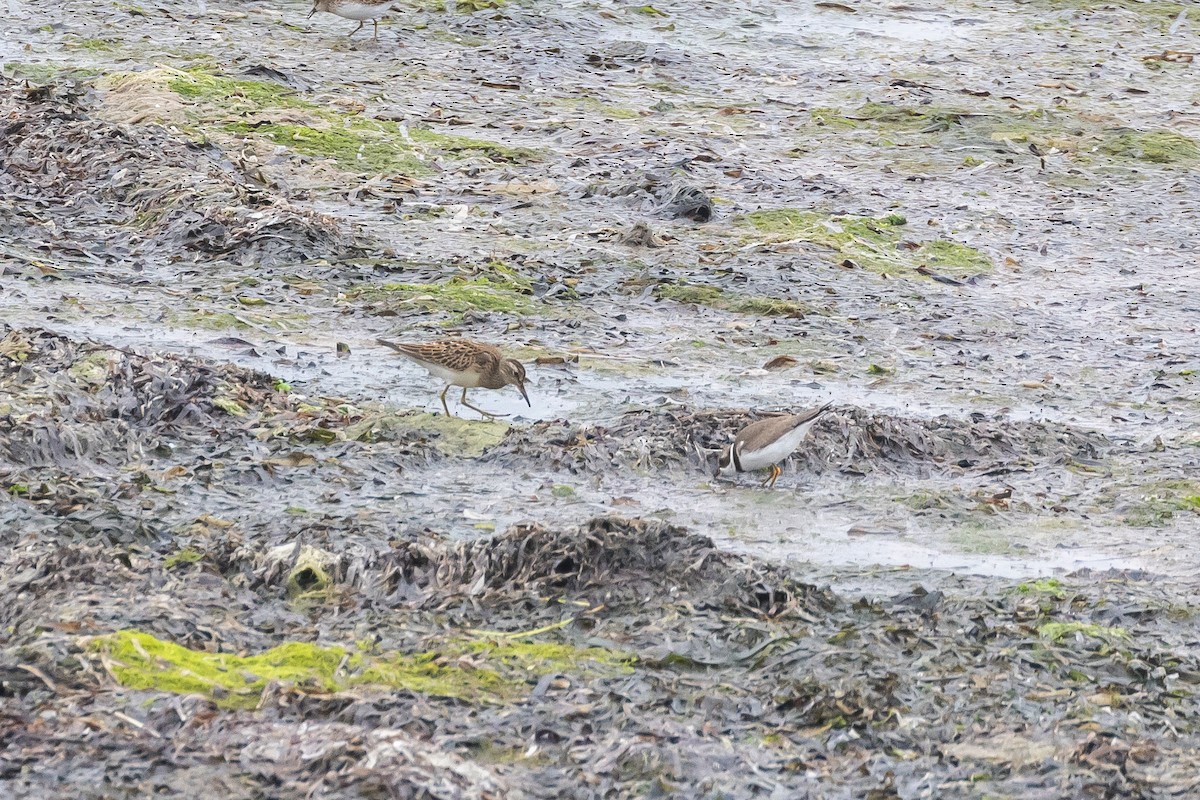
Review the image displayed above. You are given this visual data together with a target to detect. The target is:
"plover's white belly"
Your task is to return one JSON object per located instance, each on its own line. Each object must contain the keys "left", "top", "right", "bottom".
{"left": 422, "top": 362, "right": 481, "bottom": 387}
{"left": 332, "top": 1, "right": 388, "bottom": 20}
{"left": 736, "top": 419, "right": 816, "bottom": 472}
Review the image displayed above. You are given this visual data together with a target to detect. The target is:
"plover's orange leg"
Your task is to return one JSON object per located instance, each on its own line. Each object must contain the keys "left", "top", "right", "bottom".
{"left": 761, "top": 464, "right": 782, "bottom": 489}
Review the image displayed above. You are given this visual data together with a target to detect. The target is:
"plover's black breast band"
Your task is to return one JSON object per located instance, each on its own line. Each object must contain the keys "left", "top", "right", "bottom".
{"left": 731, "top": 442, "right": 744, "bottom": 473}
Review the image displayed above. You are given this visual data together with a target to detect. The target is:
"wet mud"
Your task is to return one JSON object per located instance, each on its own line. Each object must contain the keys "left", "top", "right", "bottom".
{"left": 3, "top": 0, "right": 1200, "bottom": 796}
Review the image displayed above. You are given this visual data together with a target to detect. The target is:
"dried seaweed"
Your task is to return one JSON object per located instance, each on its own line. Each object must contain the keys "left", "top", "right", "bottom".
{"left": 0, "top": 77, "right": 372, "bottom": 270}
{"left": 486, "top": 405, "right": 1106, "bottom": 479}
{"left": 0, "top": 327, "right": 274, "bottom": 467}
{"left": 5, "top": 512, "right": 1200, "bottom": 799}
{"left": 376, "top": 516, "right": 835, "bottom": 618}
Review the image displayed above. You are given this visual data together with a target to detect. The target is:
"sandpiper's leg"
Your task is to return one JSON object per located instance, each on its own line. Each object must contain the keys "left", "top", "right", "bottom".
{"left": 460, "top": 387, "right": 508, "bottom": 419}
{"left": 348, "top": 20, "right": 364, "bottom": 37}
{"left": 373, "top": 18, "right": 379, "bottom": 39}
{"left": 440, "top": 386, "right": 452, "bottom": 417}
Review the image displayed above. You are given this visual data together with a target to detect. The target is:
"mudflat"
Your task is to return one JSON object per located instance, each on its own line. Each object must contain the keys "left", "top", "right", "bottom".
{"left": 3, "top": 1, "right": 1200, "bottom": 797}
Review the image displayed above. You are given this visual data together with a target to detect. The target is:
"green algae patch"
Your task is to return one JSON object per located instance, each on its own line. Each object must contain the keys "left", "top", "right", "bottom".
{"left": 95, "top": 631, "right": 503, "bottom": 707}
{"left": 1099, "top": 130, "right": 1200, "bottom": 165}
{"left": 406, "top": 125, "right": 534, "bottom": 162}
{"left": 916, "top": 239, "right": 992, "bottom": 272}
{"left": 899, "top": 490, "right": 957, "bottom": 512}
{"left": 810, "top": 101, "right": 970, "bottom": 132}
{"left": 568, "top": 98, "right": 642, "bottom": 120}
{"left": 1038, "top": 0, "right": 1188, "bottom": 24}
{"left": 170, "top": 308, "right": 313, "bottom": 333}
{"left": 742, "top": 209, "right": 990, "bottom": 277}
{"left": 141, "top": 66, "right": 532, "bottom": 175}
{"left": 227, "top": 120, "right": 430, "bottom": 175}
{"left": 352, "top": 275, "right": 540, "bottom": 317}
{"left": 397, "top": 0, "right": 448, "bottom": 10}
{"left": 344, "top": 411, "right": 510, "bottom": 456}
{"left": 592, "top": 104, "right": 640, "bottom": 120}
{"left": 67, "top": 351, "right": 114, "bottom": 387}
{"left": 1119, "top": 479, "right": 1200, "bottom": 527}
{"left": 102, "top": 66, "right": 297, "bottom": 117}
{"left": 809, "top": 101, "right": 1199, "bottom": 170}
{"left": 1016, "top": 578, "right": 1067, "bottom": 599}
{"left": 212, "top": 397, "right": 246, "bottom": 416}
{"left": 97, "top": 633, "right": 345, "bottom": 704}
{"left": 810, "top": 102, "right": 1060, "bottom": 147}
{"left": 93, "top": 629, "right": 633, "bottom": 708}
{"left": 656, "top": 283, "right": 722, "bottom": 306}
{"left": 731, "top": 295, "right": 809, "bottom": 317}
{"left": 70, "top": 38, "right": 120, "bottom": 52}
{"left": 948, "top": 524, "right": 1016, "bottom": 555}
{"left": 655, "top": 282, "right": 808, "bottom": 317}
{"left": 224, "top": 116, "right": 532, "bottom": 176}
{"left": 3, "top": 62, "right": 95, "bottom": 84}
{"left": 151, "top": 67, "right": 301, "bottom": 111}
{"left": 450, "top": 0, "right": 505, "bottom": 10}
{"left": 1037, "top": 622, "right": 1128, "bottom": 643}
{"left": 163, "top": 547, "right": 203, "bottom": 569}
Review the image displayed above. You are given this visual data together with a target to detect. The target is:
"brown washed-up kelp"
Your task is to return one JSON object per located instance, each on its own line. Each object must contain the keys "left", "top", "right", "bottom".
{"left": 374, "top": 515, "right": 830, "bottom": 612}
{"left": 0, "top": 328, "right": 275, "bottom": 460}
{"left": 0, "top": 326, "right": 456, "bottom": 544}
{"left": 486, "top": 405, "right": 1107, "bottom": 479}
{"left": 1, "top": 326, "right": 1104, "bottom": 497}
{"left": 0, "top": 77, "right": 372, "bottom": 270}
{"left": 0, "top": 325, "right": 506, "bottom": 469}
{"left": 5, "top": 516, "right": 1200, "bottom": 798}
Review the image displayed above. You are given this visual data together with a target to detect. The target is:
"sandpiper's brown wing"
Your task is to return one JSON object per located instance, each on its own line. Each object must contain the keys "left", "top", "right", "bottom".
{"left": 736, "top": 402, "right": 832, "bottom": 451}
{"left": 378, "top": 339, "right": 488, "bottom": 372}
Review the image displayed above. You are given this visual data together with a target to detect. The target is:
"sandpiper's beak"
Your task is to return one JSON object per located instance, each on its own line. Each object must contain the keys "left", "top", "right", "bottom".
{"left": 516, "top": 381, "right": 531, "bottom": 407}
{"left": 307, "top": 4, "right": 317, "bottom": 18}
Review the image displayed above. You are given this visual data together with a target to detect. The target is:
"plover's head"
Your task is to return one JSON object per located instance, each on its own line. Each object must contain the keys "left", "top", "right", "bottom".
{"left": 714, "top": 444, "right": 738, "bottom": 479}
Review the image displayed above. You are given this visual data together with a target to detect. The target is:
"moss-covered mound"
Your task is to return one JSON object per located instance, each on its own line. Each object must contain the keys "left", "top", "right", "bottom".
{"left": 95, "top": 629, "right": 633, "bottom": 708}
